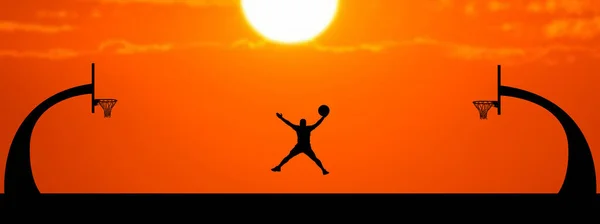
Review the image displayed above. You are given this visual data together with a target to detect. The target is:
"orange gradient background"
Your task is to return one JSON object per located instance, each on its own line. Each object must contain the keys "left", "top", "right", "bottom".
{"left": 0, "top": 0, "right": 599, "bottom": 193}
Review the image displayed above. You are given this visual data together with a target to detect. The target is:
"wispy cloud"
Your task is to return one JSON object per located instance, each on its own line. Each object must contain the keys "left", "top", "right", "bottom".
{"left": 362, "top": 36, "right": 600, "bottom": 64}
{"left": 35, "top": 10, "right": 79, "bottom": 19}
{"left": 0, "top": 38, "right": 403, "bottom": 60}
{"left": 526, "top": 0, "right": 599, "bottom": 14}
{"left": 396, "top": 37, "right": 528, "bottom": 62}
{"left": 487, "top": 0, "right": 510, "bottom": 12}
{"left": 230, "top": 39, "right": 400, "bottom": 53}
{"left": 98, "top": 40, "right": 173, "bottom": 54}
{"left": 464, "top": 2, "right": 477, "bottom": 15}
{"left": 447, "top": 0, "right": 597, "bottom": 15}
{"left": 449, "top": 43, "right": 600, "bottom": 65}
{"left": 0, "top": 21, "right": 74, "bottom": 33}
{"left": 231, "top": 39, "right": 269, "bottom": 50}
{"left": 314, "top": 41, "right": 399, "bottom": 53}
{"left": 1, "top": 37, "right": 597, "bottom": 65}
{"left": 0, "top": 40, "right": 176, "bottom": 59}
{"left": 449, "top": 44, "right": 526, "bottom": 60}
{"left": 227, "top": 37, "right": 545, "bottom": 64}
{"left": 460, "top": 0, "right": 510, "bottom": 15}
{"left": 544, "top": 16, "right": 600, "bottom": 39}
{"left": 99, "top": 0, "right": 238, "bottom": 7}
{"left": 0, "top": 49, "right": 79, "bottom": 60}
{"left": 433, "top": 0, "right": 454, "bottom": 11}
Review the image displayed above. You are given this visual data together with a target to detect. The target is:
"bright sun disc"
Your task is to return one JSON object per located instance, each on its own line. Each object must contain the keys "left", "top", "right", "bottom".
{"left": 241, "top": 0, "right": 338, "bottom": 44}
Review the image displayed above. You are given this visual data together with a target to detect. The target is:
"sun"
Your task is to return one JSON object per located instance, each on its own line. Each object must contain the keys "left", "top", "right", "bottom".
{"left": 241, "top": 0, "right": 338, "bottom": 44}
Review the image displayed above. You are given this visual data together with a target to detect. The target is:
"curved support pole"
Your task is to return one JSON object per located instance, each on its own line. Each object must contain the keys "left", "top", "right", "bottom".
{"left": 4, "top": 84, "right": 93, "bottom": 198}
{"left": 500, "top": 86, "right": 596, "bottom": 196}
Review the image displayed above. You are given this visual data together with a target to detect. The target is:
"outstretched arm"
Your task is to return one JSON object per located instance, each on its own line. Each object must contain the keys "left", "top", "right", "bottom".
{"left": 310, "top": 116, "right": 326, "bottom": 130}
{"left": 276, "top": 113, "right": 296, "bottom": 129}
{"left": 280, "top": 117, "right": 296, "bottom": 128}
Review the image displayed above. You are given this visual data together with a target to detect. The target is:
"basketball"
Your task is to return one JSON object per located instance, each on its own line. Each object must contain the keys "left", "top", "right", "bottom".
{"left": 318, "top": 105, "right": 330, "bottom": 117}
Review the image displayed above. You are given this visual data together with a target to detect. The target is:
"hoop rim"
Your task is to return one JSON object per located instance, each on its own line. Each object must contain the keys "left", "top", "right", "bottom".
{"left": 93, "top": 98, "right": 117, "bottom": 107}
{"left": 96, "top": 98, "right": 117, "bottom": 102}
{"left": 473, "top": 100, "right": 497, "bottom": 104}
{"left": 473, "top": 100, "right": 499, "bottom": 111}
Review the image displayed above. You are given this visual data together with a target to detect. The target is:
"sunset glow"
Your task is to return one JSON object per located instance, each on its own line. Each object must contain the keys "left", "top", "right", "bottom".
{"left": 0, "top": 0, "right": 599, "bottom": 193}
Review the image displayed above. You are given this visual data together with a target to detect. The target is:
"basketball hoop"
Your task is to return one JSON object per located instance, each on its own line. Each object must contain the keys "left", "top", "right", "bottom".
{"left": 473, "top": 101, "right": 497, "bottom": 120}
{"left": 94, "top": 99, "right": 118, "bottom": 118}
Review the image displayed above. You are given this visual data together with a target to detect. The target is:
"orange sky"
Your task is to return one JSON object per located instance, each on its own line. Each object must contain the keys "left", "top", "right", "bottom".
{"left": 0, "top": 0, "right": 599, "bottom": 193}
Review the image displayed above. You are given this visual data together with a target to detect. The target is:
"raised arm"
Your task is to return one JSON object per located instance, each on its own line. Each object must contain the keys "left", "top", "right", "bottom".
{"left": 276, "top": 113, "right": 296, "bottom": 129}
{"left": 310, "top": 116, "right": 326, "bottom": 130}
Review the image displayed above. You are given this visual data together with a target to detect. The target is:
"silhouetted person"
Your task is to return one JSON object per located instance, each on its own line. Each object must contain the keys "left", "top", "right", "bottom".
{"left": 272, "top": 112, "right": 329, "bottom": 175}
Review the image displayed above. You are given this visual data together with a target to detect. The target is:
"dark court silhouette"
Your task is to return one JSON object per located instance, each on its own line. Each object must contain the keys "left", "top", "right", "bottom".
{"left": 4, "top": 63, "right": 116, "bottom": 203}
{"left": 272, "top": 105, "right": 330, "bottom": 175}
{"left": 474, "top": 65, "right": 596, "bottom": 197}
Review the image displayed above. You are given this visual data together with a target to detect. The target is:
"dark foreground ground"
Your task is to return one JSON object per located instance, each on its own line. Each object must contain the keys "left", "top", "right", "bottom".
{"left": 1, "top": 194, "right": 598, "bottom": 209}
{"left": 1, "top": 194, "right": 599, "bottom": 220}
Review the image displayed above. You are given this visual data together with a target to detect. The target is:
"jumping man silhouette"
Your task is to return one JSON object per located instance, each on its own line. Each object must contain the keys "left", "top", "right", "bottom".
{"left": 272, "top": 112, "right": 329, "bottom": 175}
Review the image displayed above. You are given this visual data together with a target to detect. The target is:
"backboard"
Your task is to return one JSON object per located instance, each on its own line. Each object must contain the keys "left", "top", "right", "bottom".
{"left": 91, "top": 63, "right": 118, "bottom": 118}
{"left": 496, "top": 65, "right": 501, "bottom": 115}
{"left": 91, "top": 63, "right": 96, "bottom": 113}
{"left": 472, "top": 65, "right": 502, "bottom": 119}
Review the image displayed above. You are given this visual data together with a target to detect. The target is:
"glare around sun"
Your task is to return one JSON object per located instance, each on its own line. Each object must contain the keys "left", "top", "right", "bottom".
{"left": 241, "top": 0, "right": 338, "bottom": 44}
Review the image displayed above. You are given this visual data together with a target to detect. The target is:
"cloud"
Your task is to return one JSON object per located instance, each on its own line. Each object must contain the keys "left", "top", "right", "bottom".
{"left": 230, "top": 39, "right": 400, "bottom": 53}
{"left": 367, "top": 36, "right": 600, "bottom": 65}
{"left": 449, "top": 43, "right": 600, "bottom": 65}
{"left": 434, "top": 1, "right": 510, "bottom": 14}
{"left": 544, "top": 16, "right": 600, "bottom": 39}
{"left": 526, "top": 0, "right": 599, "bottom": 14}
{"left": 0, "top": 38, "right": 403, "bottom": 60}
{"left": 527, "top": 0, "right": 552, "bottom": 13}
{"left": 488, "top": 0, "right": 510, "bottom": 12}
{"left": 434, "top": 0, "right": 454, "bottom": 11}
{"left": 0, "top": 49, "right": 79, "bottom": 60}
{"left": 231, "top": 39, "right": 269, "bottom": 50}
{"left": 35, "top": 10, "right": 79, "bottom": 19}
{"left": 227, "top": 37, "right": 539, "bottom": 63}
{"left": 0, "top": 21, "right": 74, "bottom": 33}
{"left": 449, "top": 44, "right": 526, "bottom": 60}
{"left": 534, "top": 45, "right": 600, "bottom": 65}
{"left": 102, "top": 37, "right": 600, "bottom": 65}
{"left": 314, "top": 42, "right": 399, "bottom": 53}
{"left": 0, "top": 40, "right": 175, "bottom": 59}
{"left": 99, "top": 0, "right": 238, "bottom": 7}
{"left": 228, "top": 37, "right": 531, "bottom": 62}
{"left": 1, "top": 37, "right": 597, "bottom": 65}
{"left": 464, "top": 2, "right": 477, "bottom": 15}
{"left": 98, "top": 40, "right": 173, "bottom": 54}
{"left": 399, "top": 37, "right": 528, "bottom": 61}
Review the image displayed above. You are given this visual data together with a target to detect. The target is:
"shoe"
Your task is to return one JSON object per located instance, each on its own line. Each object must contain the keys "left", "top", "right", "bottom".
{"left": 322, "top": 170, "right": 329, "bottom": 175}
{"left": 271, "top": 167, "right": 281, "bottom": 172}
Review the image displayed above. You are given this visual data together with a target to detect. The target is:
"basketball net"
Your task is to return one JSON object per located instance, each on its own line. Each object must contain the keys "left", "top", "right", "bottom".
{"left": 97, "top": 99, "right": 117, "bottom": 118}
{"left": 473, "top": 101, "right": 495, "bottom": 119}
